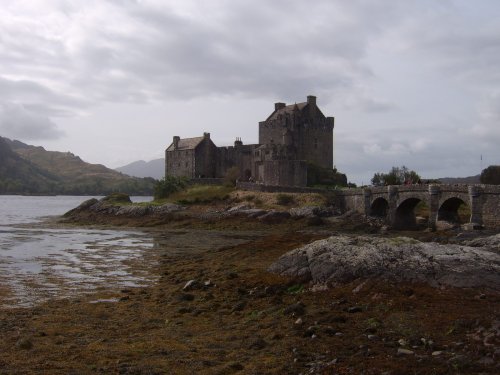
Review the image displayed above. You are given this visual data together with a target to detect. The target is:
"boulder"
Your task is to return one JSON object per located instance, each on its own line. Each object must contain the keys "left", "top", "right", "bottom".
{"left": 268, "top": 235, "right": 500, "bottom": 289}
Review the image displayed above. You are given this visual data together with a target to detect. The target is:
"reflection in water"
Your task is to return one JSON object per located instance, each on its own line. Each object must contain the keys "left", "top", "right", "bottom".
{"left": 0, "top": 226, "right": 155, "bottom": 307}
{"left": 0, "top": 226, "right": 259, "bottom": 308}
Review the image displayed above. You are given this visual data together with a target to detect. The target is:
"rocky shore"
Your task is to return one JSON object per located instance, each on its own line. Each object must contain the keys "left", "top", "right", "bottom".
{"left": 1, "top": 193, "right": 498, "bottom": 374}
{"left": 269, "top": 234, "right": 500, "bottom": 290}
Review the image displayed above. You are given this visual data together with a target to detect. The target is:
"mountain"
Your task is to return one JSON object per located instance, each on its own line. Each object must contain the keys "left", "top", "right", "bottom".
{"left": 438, "top": 175, "right": 480, "bottom": 184}
{"left": 0, "top": 137, "right": 156, "bottom": 195}
{"left": 115, "top": 158, "right": 165, "bottom": 179}
{"left": 0, "top": 137, "right": 62, "bottom": 194}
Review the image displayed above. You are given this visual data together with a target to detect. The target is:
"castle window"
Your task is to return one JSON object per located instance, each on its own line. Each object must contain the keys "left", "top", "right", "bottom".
{"left": 185, "top": 162, "right": 188, "bottom": 167}
{"left": 314, "top": 138, "right": 318, "bottom": 149}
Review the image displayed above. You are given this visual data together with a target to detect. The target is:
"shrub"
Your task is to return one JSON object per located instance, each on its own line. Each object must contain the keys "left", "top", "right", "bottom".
{"left": 480, "top": 165, "right": 500, "bottom": 185}
{"left": 102, "top": 192, "right": 132, "bottom": 204}
{"left": 154, "top": 176, "right": 188, "bottom": 200}
{"left": 276, "top": 193, "right": 294, "bottom": 206}
{"left": 224, "top": 166, "right": 241, "bottom": 187}
{"left": 170, "top": 185, "right": 234, "bottom": 205}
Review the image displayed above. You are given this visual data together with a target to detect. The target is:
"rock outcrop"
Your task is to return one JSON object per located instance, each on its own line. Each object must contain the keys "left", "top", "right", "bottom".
{"left": 64, "top": 197, "right": 185, "bottom": 218}
{"left": 269, "top": 235, "right": 500, "bottom": 289}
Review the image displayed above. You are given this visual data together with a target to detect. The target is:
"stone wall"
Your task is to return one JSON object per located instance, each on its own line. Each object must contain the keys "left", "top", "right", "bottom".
{"left": 165, "top": 149, "right": 196, "bottom": 178}
{"left": 479, "top": 185, "right": 500, "bottom": 228}
{"left": 195, "top": 138, "right": 218, "bottom": 178}
{"left": 262, "top": 160, "right": 308, "bottom": 187}
{"left": 216, "top": 143, "right": 257, "bottom": 179}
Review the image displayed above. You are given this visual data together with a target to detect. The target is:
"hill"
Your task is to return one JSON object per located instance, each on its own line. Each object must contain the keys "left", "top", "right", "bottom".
{"left": 0, "top": 137, "right": 156, "bottom": 195}
{"left": 0, "top": 137, "right": 62, "bottom": 194}
{"left": 115, "top": 158, "right": 164, "bottom": 179}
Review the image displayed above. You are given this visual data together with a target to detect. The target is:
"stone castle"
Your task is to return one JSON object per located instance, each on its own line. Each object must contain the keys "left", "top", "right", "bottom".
{"left": 165, "top": 95, "right": 334, "bottom": 187}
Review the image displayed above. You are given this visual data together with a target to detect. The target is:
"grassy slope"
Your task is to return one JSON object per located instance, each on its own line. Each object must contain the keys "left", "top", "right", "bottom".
{"left": 1, "top": 137, "right": 155, "bottom": 195}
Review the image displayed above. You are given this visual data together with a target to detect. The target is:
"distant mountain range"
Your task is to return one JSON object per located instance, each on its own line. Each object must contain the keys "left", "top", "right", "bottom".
{"left": 115, "top": 159, "right": 165, "bottom": 179}
{"left": 0, "top": 136, "right": 156, "bottom": 195}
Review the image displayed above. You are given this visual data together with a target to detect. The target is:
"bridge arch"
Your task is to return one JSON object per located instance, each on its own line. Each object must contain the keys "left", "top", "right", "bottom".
{"left": 437, "top": 197, "right": 470, "bottom": 225}
{"left": 370, "top": 197, "right": 389, "bottom": 218}
{"left": 394, "top": 197, "right": 429, "bottom": 230}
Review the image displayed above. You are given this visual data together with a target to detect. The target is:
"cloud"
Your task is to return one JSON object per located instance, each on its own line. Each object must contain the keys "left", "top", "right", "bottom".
{"left": 0, "top": 102, "right": 64, "bottom": 140}
{"left": 0, "top": 0, "right": 499, "bottom": 182}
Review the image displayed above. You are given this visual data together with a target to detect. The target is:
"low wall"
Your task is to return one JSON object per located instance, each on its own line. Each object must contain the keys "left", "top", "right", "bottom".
{"left": 236, "top": 181, "right": 339, "bottom": 194}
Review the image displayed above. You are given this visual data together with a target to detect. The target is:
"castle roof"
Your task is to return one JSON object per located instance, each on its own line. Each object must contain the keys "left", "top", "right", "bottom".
{"left": 166, "top": 136, "right": 204, "bottom": 151}
{"left": 266, "top": 102, "right": 308, "bottom": 121}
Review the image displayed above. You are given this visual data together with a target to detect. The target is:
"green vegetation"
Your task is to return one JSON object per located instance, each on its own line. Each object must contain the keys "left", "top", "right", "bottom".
{"left": 168, "top": 184, "right": 234, "bottom": 205}
{"left": 224, "top": 166, "right": 240, "bottom": 187}
{"left": 371, "top": 166, "right": 421, "bottom": 186}
{"left": 102, "top": 192, "right": 132, "bottom": 204}
{"left": 307, "top": 163, "right": 348, "bottom": 188}
{"left": 0, "top": 137, "right": 156, "bottom": 195}
{"left": 276, "top": 193, "right": 295, "bottom": 206}
{"left": 153, "top": 176, "right": 188, "bottom": 200}
{"left": 480, "top": 165, "right": 500, "bottom": 185}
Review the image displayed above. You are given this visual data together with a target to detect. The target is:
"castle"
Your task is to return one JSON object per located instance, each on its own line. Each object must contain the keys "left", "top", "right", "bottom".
{"left": 165, "top": 95, "right": 334, "bottom": 187}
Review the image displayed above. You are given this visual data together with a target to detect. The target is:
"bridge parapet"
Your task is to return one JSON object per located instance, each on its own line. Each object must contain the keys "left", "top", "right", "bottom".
{"left": 339, "top": 184, "right": 500, "bottom": 230}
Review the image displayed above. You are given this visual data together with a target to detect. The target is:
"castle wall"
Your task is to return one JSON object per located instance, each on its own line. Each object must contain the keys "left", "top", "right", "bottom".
{"left": 195, "top": 138, "right": 217, "bottom": 178}
{"left": 216, "top": 144, "right": 258, "bottom": 180}
{"left": 296, "top": 116, "right": 334, "bottom": 169}
{"left": 262, "top": 160, "right": 307, "bottom": 187}
{"left": 258, "top": 99, "right": 334, "bottom": 170}
{"left": 165, "top": 149, "right": 196, "bottom": 178}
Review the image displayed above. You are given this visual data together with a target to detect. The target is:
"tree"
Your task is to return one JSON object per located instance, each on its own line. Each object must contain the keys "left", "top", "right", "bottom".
{"left": 223, "top": 166, "right": 240, "bottom": 187}
{"left": 154, "top": 176, "right": 188, "bottom": 200}
{"left": 306, "top": 163, "right": 348, "bottom": 187}
{"left": 371, "top": 166, "right": 421, "bottom": 186}
{"left": 480, "top": 165, "right": 500, "bottom": 185}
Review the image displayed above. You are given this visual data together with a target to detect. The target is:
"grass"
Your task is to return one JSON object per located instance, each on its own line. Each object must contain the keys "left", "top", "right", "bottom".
{"left": 167, "top": 184, "right": 235, "bottom": 205}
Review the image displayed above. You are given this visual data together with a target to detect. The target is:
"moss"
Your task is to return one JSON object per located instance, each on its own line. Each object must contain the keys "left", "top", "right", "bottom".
{"left": 101, "top": 192, "right": 132, "bottom": 204}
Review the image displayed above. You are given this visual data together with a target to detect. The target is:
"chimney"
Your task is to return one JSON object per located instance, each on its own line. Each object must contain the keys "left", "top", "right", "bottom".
{"left": 274, "top": 102, "right": 286, "bottom": 111}
{"left": 234, "top": 137, "right": 243, "bottom": 147}
{"left": 173, "top": 136, "right": 180, "bottom": 150}
{"left": 307, "top": 95, "right": 316, "bottom": 106}
{"left": 203, "top": 132, "right": 210, "bottom": 140}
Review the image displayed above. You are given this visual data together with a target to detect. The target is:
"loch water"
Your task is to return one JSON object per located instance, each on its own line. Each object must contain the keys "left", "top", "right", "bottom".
{"left": 0, "top": 195, "right": 155, "bottom": 307}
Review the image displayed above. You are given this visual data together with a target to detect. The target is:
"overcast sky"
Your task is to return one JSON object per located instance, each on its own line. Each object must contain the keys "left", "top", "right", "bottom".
{"left": 1, "top": 0, "right": 499, "bottom": 184}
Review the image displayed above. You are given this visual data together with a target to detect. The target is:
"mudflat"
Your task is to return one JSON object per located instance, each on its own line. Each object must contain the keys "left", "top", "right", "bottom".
{"left": 0, "top": 212, "right": 498, "bottom": 374}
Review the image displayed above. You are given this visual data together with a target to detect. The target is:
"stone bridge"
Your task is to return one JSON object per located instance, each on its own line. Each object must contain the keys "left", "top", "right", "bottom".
{"left": 340, "top": 184, "right": 500, "bottom": 230}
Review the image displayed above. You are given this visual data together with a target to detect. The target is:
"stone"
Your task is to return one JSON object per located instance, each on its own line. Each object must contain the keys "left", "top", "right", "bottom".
{"left": 182, "top": 280, "right": 200, "bottom": 291}
{"left": 432, "top": 351, "right": 443, "bottom": 356}
{"left": 268, "top": 235, "right": 500, "bottom": 289}
{"left": 284, "top": 302, "right": 305, "bottom": 316}
{"left": 397, "top": 348, "right": 414, "bottom": 355}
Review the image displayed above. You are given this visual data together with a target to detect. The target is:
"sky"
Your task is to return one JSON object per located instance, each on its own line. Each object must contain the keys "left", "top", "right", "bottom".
{"left": 1, "top": 0, "right": 499, "bottom": 185}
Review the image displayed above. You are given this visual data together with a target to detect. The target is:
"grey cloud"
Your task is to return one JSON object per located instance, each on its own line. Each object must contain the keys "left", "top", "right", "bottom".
{"left": 0, "top": 102, "right": 64, "bottom": 140}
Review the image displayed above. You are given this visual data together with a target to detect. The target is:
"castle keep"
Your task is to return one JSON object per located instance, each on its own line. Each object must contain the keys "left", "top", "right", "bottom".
{"left": 165, "top": 95, "right": 334, "bottom": 187}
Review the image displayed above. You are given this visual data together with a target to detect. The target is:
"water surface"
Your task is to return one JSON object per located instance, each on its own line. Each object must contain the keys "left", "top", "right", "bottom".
{"left": 0, "top": 195, "right": 155, "bottom": 307}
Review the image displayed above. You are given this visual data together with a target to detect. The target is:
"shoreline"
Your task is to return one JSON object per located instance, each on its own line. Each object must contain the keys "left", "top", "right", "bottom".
{"left": 0, "top": 196, "right": 498, "bottom": 374}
